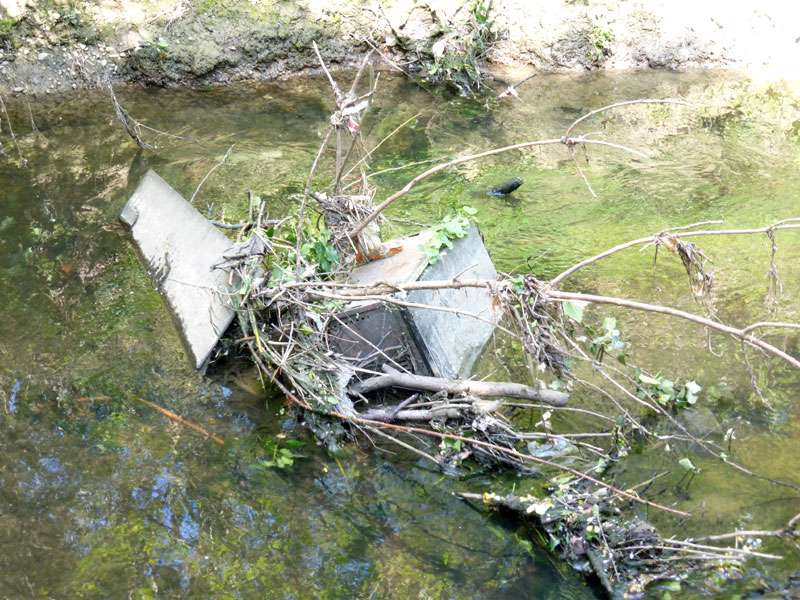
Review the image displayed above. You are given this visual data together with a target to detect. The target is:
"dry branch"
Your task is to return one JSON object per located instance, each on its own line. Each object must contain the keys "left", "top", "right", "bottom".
{"left": 331, "top": 410, "right": 691, "bottom": 517}
{"left": 190, "top": 144, "right": 234, "bottom": 205}
{"left": 548, "top": 290, "right": 800, "bottom": 370}
{"left": 351, "top": 365, "right": 569, "bottom": 406}
{"left": 350, "top": 98, "right": 693, "bottom": 236}
{"left": 551, "top": 220, "right": 800, "bottom": 287}
{"left": 133, "top": 397, "right": 225, "bottom": 445}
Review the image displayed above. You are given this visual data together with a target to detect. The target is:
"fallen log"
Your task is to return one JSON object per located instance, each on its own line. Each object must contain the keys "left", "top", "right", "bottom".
{"left": 350, "top": 365, "right": 569, "bottom": 406}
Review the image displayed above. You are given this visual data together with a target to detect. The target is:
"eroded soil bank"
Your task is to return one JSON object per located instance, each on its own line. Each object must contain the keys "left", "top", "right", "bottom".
{"left": 1, "top": 0, "right": 799, "bottom": 95}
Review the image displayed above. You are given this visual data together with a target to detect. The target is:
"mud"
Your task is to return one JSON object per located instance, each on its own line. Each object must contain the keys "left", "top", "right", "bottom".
{"left": 1, "top": 0, "right": 799, "bottom": 95}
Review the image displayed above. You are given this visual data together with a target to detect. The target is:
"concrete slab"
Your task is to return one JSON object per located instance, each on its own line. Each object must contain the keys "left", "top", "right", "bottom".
{"left": 120, "top": 170, "right": 237, "bottom": 368}
{"left": 338, "top": 223, "right": 497, "bottom": 379}
{"left": 407, "top": 223, "right": 498, "bottom": 379}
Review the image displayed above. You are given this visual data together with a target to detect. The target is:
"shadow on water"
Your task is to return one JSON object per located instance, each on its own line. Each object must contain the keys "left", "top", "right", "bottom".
{"left": 1, "top": 70, "right": 800, "bottom": 598}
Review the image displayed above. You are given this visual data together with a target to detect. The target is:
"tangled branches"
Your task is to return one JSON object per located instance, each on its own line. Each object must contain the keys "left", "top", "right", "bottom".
{"left": 200, "top": 58, "right": 800, "bottom": 596}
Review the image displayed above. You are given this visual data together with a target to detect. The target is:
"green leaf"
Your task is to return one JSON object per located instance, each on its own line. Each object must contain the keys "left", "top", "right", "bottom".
{"left": 562, "top": 300, "right": 588, "bottom": 323}
{"left": 602, "top": 316, "right": 616, "bottom": 331}
{"left": 461, "top": 205, "right": 477, "bottom": 215}
{"left": 684, "top": 380, "right": 701, "bottom": 404}
{"left": 678, "top": 457, "right": 696, "bottom": 472}
{"left": 638, "top": 373, "right": 661, "bottom": 386}
{"left": 658, "top": 378, "right": 675, "bottom": 395}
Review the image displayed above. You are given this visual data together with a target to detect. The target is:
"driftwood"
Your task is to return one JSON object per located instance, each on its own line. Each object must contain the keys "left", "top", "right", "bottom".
{"left": 360, "top": 406, "right": 469, "bottom": 422}
{"left": 350, "top": 365, "right": 569, "bottom": 406}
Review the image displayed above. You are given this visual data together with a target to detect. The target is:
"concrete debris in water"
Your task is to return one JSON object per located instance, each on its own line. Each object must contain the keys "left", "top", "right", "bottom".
{"left": 120, "top": 170, "right": 238, "bottom": 369}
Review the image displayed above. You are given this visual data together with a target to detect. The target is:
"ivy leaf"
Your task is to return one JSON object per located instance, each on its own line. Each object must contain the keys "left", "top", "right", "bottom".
{"left": 684, "top": 380, "right": 702, "bottom": 404}
{"left": 637, "top": 372, "right": 661, "bottom": 386}
{"left": 562, "top": 300, "right": 588, "bottom": 323}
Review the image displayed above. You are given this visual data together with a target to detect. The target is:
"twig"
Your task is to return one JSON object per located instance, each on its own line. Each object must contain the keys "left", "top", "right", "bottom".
{"left": 567, "top": 137, "right": 649, "bottom": 160}
{"left": 741, "top": 341, "right": 774, "bottom": 410}
{"left": 564, "top": 99, "right": 695, "bottom": 139}
{"left": 133, "top": 396, "right": 225, "bottom": 445}
{"left": 550, "top": 220, "right": 800, "bottom": 287}
{"left": 350, "top": 138, "right": 563, "bottom": 235}
{"left": 368, "top": 426, "right": 441, "bottom": 464}
{"left": 497, "top": 72, "right": 537, "bottom": 101}
{"left": 108, "top": 84, "right": 198, "bottom": 149}
{"left": 345, "top": 49, "right": 375, "bottom": 100}
{"left": 190, "top": 144, "right": 234, "bottom": 204}
{"left": 364, "top": 157, "right": 446, "bottom": 179}
{"left": 331, "top": 411, "right": 691, "bottom": 517}
{"left": 343, "top": 112, "right": 422, "bottom": 180}
{"left": 295, "top": 127, "right": 333, "bottom": 280}
{"left": 741, "top": 322, "right": 800, "bottom": 336}
{"left": 569, "top": 145, "right": 596, "bottom": 198}
{"left": 622, "top": 543, "right": 781, "bottom": 561}
{"left": 548, "top": 290, "right": 800, "bottom": 370}
{"left": 0, "top": 93, "right": 26, "bottom": 166}
{"left": 692, "top": 510, "right": 800, "bottom": 543}
{"left": 312, "top": 41, "right": 342, "bottom": 100}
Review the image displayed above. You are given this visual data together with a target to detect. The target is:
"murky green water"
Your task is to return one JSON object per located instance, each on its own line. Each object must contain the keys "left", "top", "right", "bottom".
{"left": 2, "top": 70, "right": 800, "bottom": 598}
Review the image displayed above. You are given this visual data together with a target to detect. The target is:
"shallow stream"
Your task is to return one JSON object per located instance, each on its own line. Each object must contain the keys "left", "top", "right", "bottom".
{"left": 2, "top": 70, "right": 800, "bottom": 598}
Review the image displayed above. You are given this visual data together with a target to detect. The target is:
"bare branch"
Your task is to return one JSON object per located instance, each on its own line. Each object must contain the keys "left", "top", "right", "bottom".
{"left": 350, "top": 138, "right": 563, "bottom": 236}
{"left": 312, "top": 41, "right": 341, "bottom": 100}
{"left": 295, "top": 127, "right": 333, "bottom": 280}
{"left": 548, "top": 290, "right": 800, "bottom": 370}
{"left": 550, "top": 220, "right": 800, "bottom": 288}
{"left": 330, "top": 411, "right": 691, "bottom": 517}
{"left": 190, "top": 144, "right": 234, "bottom": 205}
{"left": 351, "top": 365, "right": 569, "bottom": 406}
{"left": 567, "top": 136, "right": 649, "bottom": 160}
{"left": 564, "top": 98, "right": 695, "bottom": 139}
{"left": 569, "top": 145, "right": 597, "bottom": 197}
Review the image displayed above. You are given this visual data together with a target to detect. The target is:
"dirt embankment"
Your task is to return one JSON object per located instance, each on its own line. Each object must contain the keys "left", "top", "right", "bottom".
{"left": 1, "top": 0, "right": 799, "bottom": 95}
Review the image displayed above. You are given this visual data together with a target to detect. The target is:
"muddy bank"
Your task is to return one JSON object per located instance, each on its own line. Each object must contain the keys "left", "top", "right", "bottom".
{"left": 1, "top": 0, "right": 799, "bottom": 95}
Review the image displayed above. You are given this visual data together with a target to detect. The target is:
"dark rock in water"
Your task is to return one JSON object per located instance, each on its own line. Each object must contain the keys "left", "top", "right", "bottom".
{"left": 489, "top": 177, "right": 523, "bottom": 196}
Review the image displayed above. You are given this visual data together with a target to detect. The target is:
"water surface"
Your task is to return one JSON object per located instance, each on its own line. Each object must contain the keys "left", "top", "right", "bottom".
{"left": 2, "top": 70, "right": 800, "bottom": 598}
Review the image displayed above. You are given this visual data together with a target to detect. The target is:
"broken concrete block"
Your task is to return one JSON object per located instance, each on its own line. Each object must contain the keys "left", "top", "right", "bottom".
{"left": 330, "top": 223, "right": 498, "bottom": 379}
{"left": 120, "top": 170, "right": 237, "bottom": 369}
{"left": 407, "top": 223, "right": 498, "bottom": 379}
